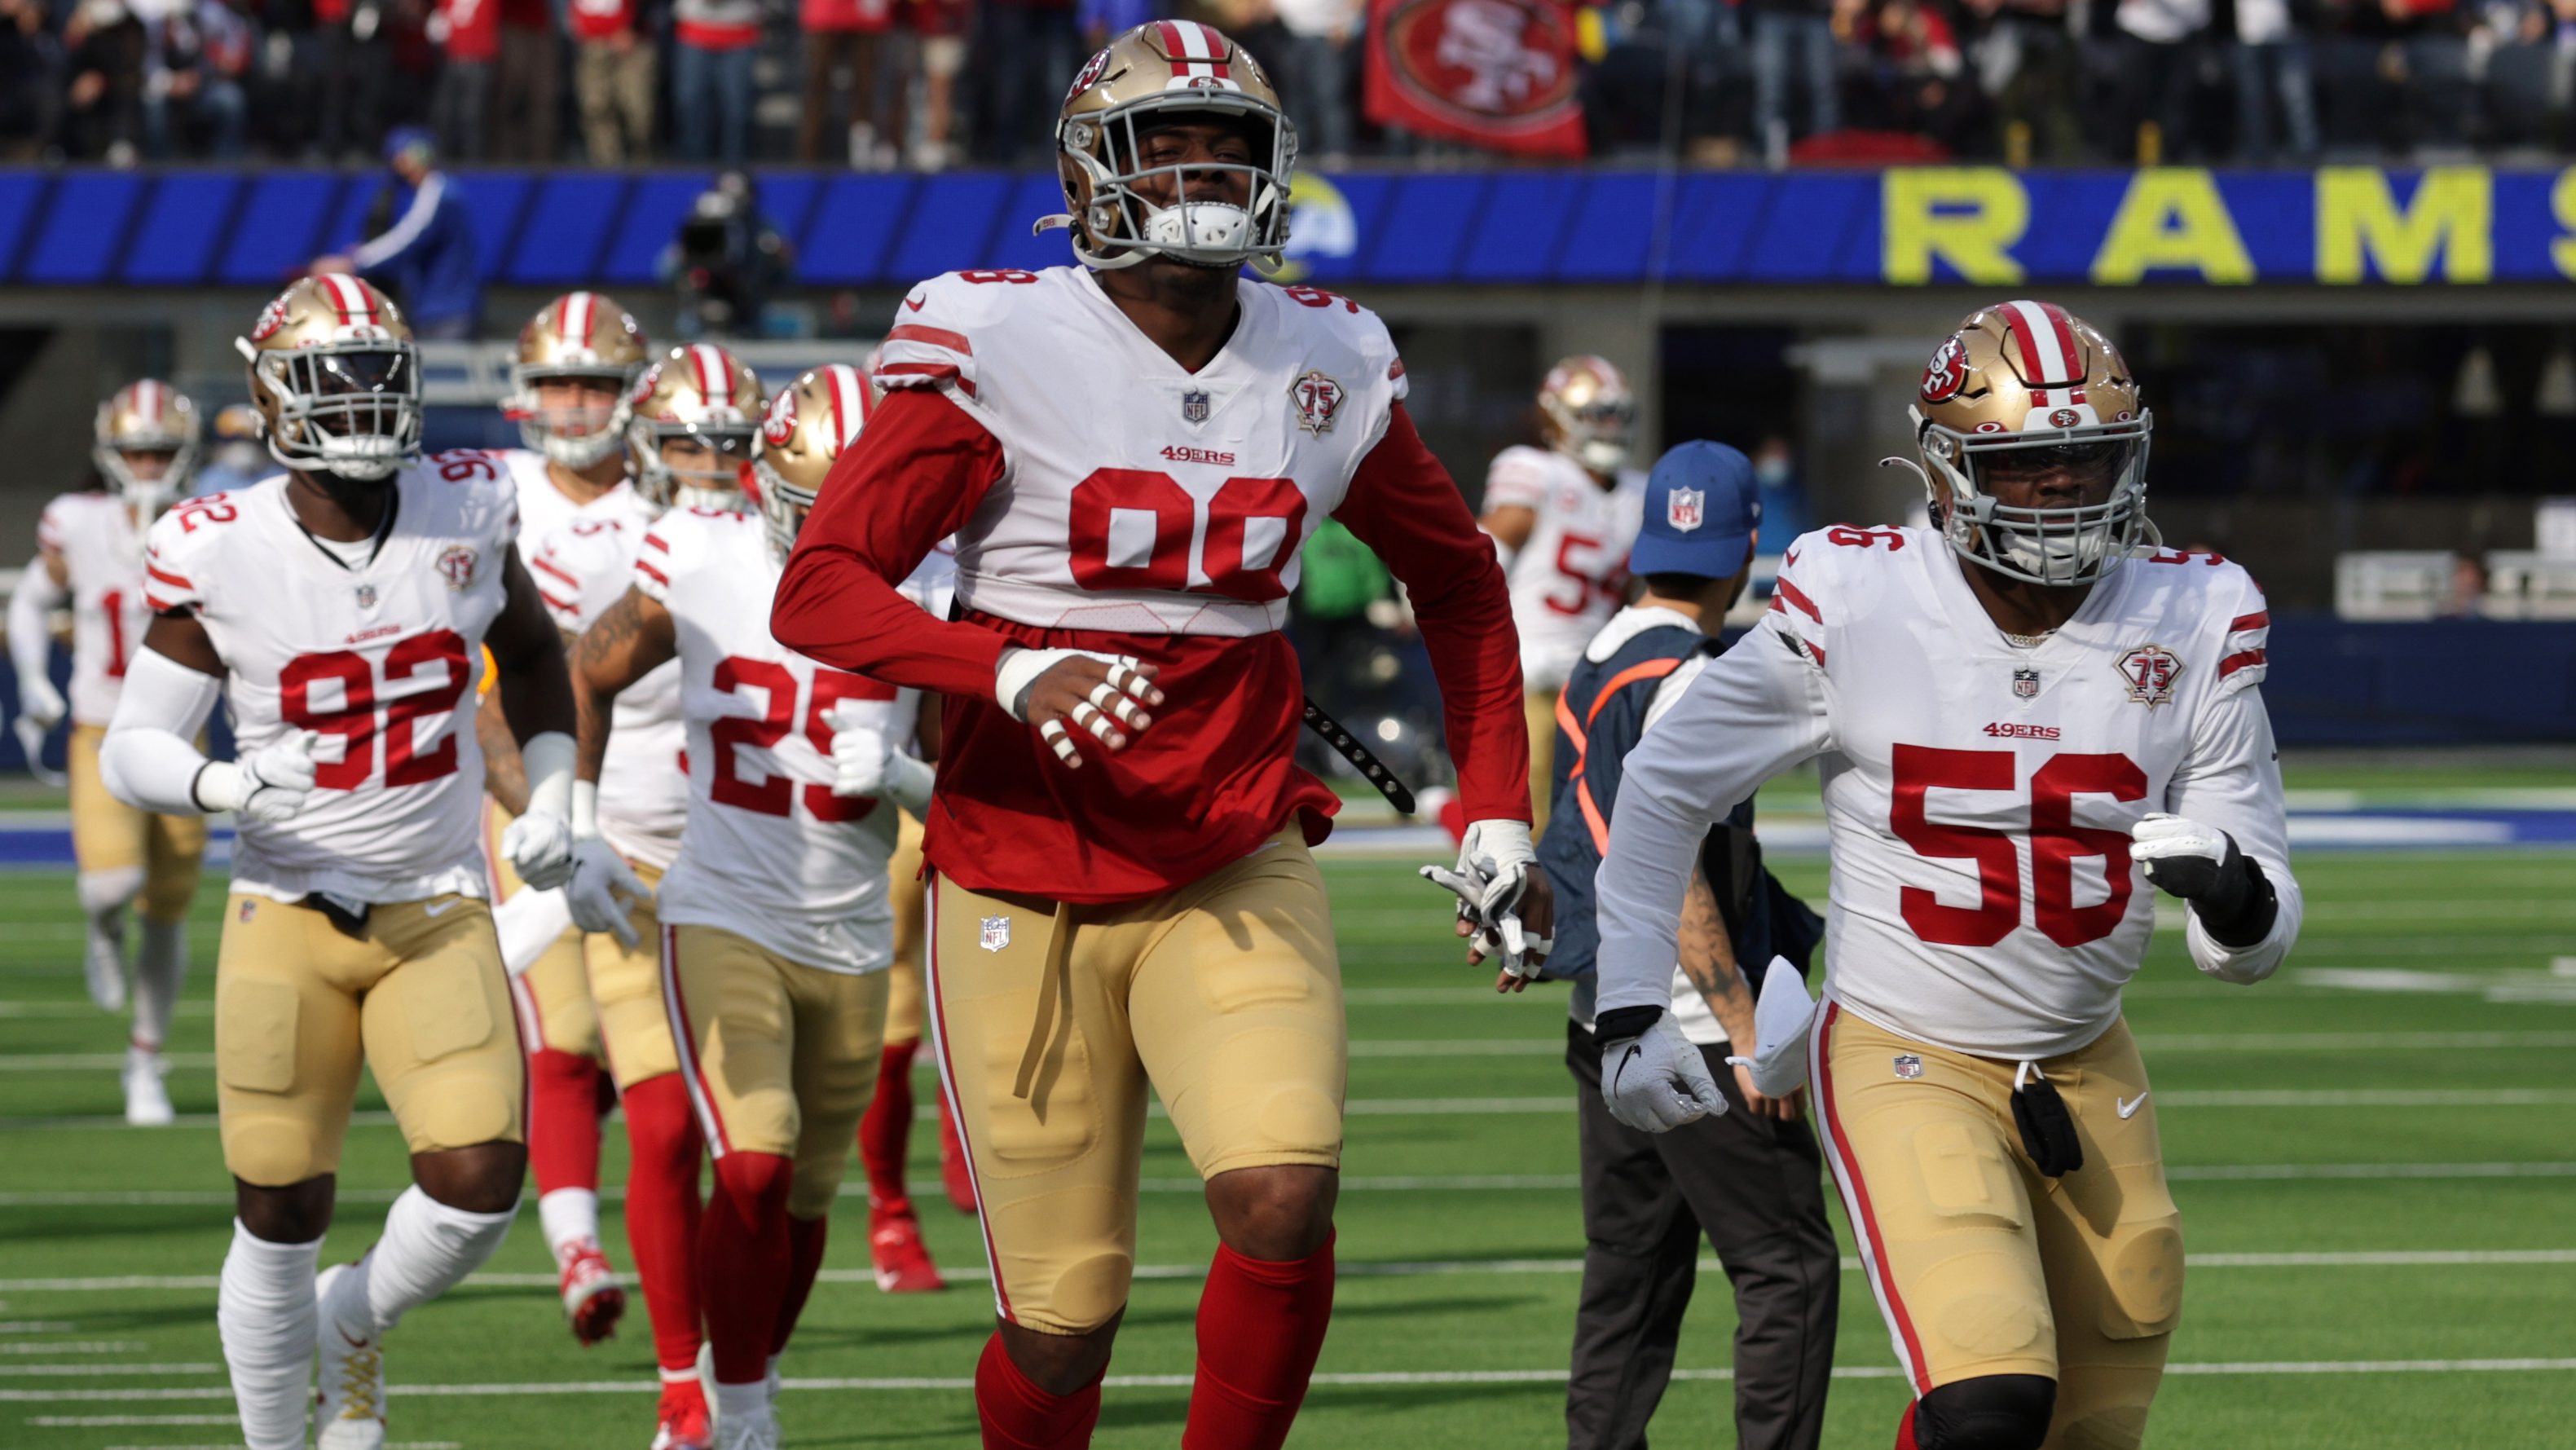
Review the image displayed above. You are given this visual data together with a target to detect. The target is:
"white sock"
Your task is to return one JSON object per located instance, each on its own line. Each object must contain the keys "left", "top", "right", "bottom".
{"left": 77, "top": 866, "right": 140, "bottom": 946}
{"left": 337, "top": 1186, "right": 517, "bottom": 1337}
{"left": 713, "top": 1377, "right": 772, "bottom": 1424}
{"left": 131, "top": 915, "right": 187, "bottom": 1049}
{"left": 539, "top": 1188, "right": 601, "bottom": 1263}
{"left": 216, "top": 1220, "right": 319, "bottom": 1450}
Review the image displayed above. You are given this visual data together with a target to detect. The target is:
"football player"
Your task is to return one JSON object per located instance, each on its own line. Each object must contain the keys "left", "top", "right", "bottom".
{"left": 98, "top": 274, "right": 582, "bottom": 1450}
{"left": 569, "top": 362, "right": 939, "bottom": 1450}
{"left": 8, "top": 381, "right": 209, "bottom": 1122}
{"left": 475, "top": 290, "right": 651, "bottom": 1353}
{"left": 1592, "top": 300, "right": 2303, "bottom": 1450}
{"left": 1477, "top": 356, "right": 1645, "bottom": 832}
{"left": 769, "top": 23, "right": 1543, "bottom": 1449}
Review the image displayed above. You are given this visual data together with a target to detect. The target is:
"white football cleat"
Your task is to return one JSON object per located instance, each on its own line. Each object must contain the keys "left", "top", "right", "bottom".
{"left": 557, "top": 1239, "right": 627, "bottom": 1346}
{"left": 713, "top": 1400, "right": 779, "bottom": 1450}
{"left": 83, "top": 927, "right": 125, "bottom": 1012}
{"left": 121, "top": 1046, "right": 173, "bottom": 1126}
{"left": 313, "top": 1262, "right": 387, "bottom": 1449}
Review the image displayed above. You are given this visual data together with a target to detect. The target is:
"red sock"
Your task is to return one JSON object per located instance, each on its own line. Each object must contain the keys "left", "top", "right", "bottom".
{"left": 771, "top": 1214, "right": 828, "bottom": 1358}
{"left": 698, "top": 1151, "right": 793, "bottom": 1386}
{"left": 975, "top": 1332, "right": 1102, "bottom": 1450}
{"left": 619, "top": 1073, "right": 706, "bottom": 1375}
{"left": 1896, "top": 1400, "right": 1922, "bottom": 1450}
{"left": 527, "top": 1048, "right": 605, "bottom": 1197}
{"left": 859, "top": 1038, "right": 918, "bottom": 1215}
{"left": 1181, "top": 1234, "right": 1335, "bottom": 1450}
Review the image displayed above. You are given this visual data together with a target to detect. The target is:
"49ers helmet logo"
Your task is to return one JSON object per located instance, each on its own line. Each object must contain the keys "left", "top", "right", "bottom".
{"left": 250, "top": 295, "right": 294, "bottom": 343}
{"left": 1921, "top": 335, "right": 1969, "bottom": 403}
{"left": 1066, "top": 46, "right": 1112, "bottom": 103}
{"left": 763, "top": 389, "right": 799, "bottom": 447}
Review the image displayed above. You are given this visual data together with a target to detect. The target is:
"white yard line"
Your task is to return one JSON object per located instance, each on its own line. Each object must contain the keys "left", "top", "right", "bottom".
{"left": 0, "top": 1324, "right": 74, "bottom": 1333}
{"left": 0, "top": 1364, "right": 219, "bottom": 1377}
{"left": 0, "top": 1342, "right": 143, "bottom": 1355}
{"left": 8, "top": 1359, "right": 2576, "bottom": 1404}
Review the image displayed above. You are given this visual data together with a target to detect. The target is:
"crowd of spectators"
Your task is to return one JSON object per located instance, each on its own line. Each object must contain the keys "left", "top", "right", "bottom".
{"left": 5, "top": 0, "right": 2576, "bottom": 168}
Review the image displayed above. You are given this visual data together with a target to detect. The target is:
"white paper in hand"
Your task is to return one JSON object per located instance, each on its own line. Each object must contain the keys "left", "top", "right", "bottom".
{"left": 1724, "top": 956, "right": 1820, "bottom": 1099}
{"left": 493, "top": 885, "right": 576, "bottom": 978}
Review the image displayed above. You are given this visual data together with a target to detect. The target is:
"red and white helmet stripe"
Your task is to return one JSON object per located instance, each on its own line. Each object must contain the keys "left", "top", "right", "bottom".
{"left": 558, "top": 290, "right": 597, "bottom": 346}
{"left": 685, "top": 343, "right": 733, "bottom": 408}
{"left": 1156, "top": 20, "right": 1231, "bottom": 81}
{"left": 130, "top": 380, "right": 165, "bottom": 425}
{"left": 822, "top": 363, "right": 869, "bottom": 447}
{"left": 318, "top": 272, "right": 380, "bottom": 329}
{"left": 1999, "top": 299, "right": 2084, "bottom": 389}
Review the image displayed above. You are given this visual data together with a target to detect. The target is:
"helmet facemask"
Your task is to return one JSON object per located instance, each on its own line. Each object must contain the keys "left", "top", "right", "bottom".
{"left": 251, "top": 342, "right": 423, "bottom": 483}
{"left": 628, "top": 418, "right": 754, "bottom": 516}
{"left": 747, "top": 458, "right": 813, "bottom": 566}
{"left": 1057, "top": 99, "right": 1297, "bottom": 271}
{"left": 1549, "top": 396, "right": 1636, "bottom": 476}
{"left": 97, "top": 446, "right": 193, "bottom": 518}
{"left": 1915, "top": 413, "right": 2155, "bottom": 588}
{"left": 510, "top": 369, "right": 632, "bottom": 469}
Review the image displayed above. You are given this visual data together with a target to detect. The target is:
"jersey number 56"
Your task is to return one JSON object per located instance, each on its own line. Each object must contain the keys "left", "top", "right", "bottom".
{"left": 1891, "top": 745, "right": 2147, "bottom": 950}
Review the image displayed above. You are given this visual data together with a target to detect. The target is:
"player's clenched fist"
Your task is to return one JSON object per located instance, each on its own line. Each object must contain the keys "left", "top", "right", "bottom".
{"left": 995, "top": 646, "right": 1164, "bottom": 769}
{"left": 195, "top": 729, "right": 321, "bottom": 823}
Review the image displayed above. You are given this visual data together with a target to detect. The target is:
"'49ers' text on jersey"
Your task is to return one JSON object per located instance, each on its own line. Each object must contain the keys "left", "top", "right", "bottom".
{"left": 638, "top": 507, "right": 942, "bottom": 973}
{"left": 521, "top": 491, "right": 688, "bottom": 871}
{"left": 38, "top": 492, "right": 154, "bottom": 725}
{"left": 1593, "top": 526, "right": 2301, "bottom": 1060}
{"left": 142, "top": 454, "right": 522, "bottom": 904}
{"left": 1482, "top": 446, "right": 1644, "bottom": 693}
{"left": 772, "top": 266, "right": 1529, "bottom": 903}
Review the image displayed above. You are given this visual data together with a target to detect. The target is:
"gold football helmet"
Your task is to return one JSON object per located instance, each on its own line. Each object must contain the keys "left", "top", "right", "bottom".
{"left": 235, "top": 274, "right": 421, "bottom": 483}
{"left": 1538, "top": 355, "right": 1636, "bottom": 476}
{"left": 624, "top": 343, "right": 764, "bottom": 514}
{"left": 751, "top": 363, "right": 874, "bottom": 563}
{"left": 1039, "top": 20, "right": 1296, "bottom": 271}
{"left": 93, "top": 379, "right": 201, "bottom": 514}
{"left": 1908, "top": 298, "right": 2154, "bottom": 587}
{"left": 508, "top": 291, "right": 649, "bottom": 469}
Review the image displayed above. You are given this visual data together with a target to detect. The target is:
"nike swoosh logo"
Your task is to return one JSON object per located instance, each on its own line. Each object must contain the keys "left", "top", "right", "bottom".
{"left": 2117, "top": 1092, "right": 2149, "bottom": 1119}
{"left": 903, "top": 295, "right": 926, "bottom": 311}
{"left": 423, "top": 901, "right": 457, "bottom": 918}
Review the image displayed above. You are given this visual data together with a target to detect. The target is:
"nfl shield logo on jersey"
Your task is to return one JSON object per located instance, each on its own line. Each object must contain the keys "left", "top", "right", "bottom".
{"left": 2115, "top": 643, "right": 2184, "bottom": 707}
{"left": 1893, "top": 1054, "right": 1924, "bottom": 1080}
{"left": 980, "top": 915, "right": 1011, "bottom": 952}
{"left": 1182, "top": 390, "right": 1211, "bottom": 425}
{"left": 437, "top": 545, "right": 478, "bottom": 593}
{"left": 1289, "top": 370, "right": 1345, "bottom": 434}
{"left": 1667, "top": 487, "right": 1704, "bottom": 532}
{"left": 2012, "top": 667, "right": 2039, "bottom": 699}
{"left": 355, "top": 583, "right": 377, "bottom": 609}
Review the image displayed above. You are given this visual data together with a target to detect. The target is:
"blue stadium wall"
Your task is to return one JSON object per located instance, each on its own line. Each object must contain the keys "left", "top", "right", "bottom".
{"left": 1, "top": 165, "right": 2570, "bottom": 289}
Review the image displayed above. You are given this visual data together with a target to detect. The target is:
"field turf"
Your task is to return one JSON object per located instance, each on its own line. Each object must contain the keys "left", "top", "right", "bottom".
{"left": 2, "top": 764, "right": 2573, "bottom": 1448}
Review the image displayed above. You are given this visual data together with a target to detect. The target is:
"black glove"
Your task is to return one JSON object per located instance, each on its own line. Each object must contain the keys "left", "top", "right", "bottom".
{"left": 2129, "top": 813, "right": 2278, "bottom": 947}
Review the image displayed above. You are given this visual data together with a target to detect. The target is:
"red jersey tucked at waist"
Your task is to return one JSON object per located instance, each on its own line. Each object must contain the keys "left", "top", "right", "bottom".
{"left": 924, "top": 610, "right": 1336, "bottom": 905}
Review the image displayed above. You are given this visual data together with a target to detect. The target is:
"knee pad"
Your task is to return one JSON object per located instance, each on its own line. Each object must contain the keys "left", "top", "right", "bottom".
{"left": 1911, "top": 1373, "right": 2057, "bottom": 1450}
{"left": 79, "top": 866, "right": 146, "bottom": 918}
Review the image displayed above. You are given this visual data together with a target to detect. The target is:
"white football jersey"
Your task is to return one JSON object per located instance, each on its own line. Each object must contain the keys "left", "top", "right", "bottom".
{"left": 1484, "top": 445, "right": 1645, "bottom": 691}
{"left": 874, "top": 267, "right": 1407, "bottom": 637}
{"left": 504, "top": 447, "right": 640, "bottom": 551}
{"left": 522, "top": 494, "right": 688, "bottom": 871}
{"left": 638, "top": 507, "right": 939, "bottom": 974}
{"left": 37, "top": 492, "right": 153, "bottom": 725}
{"left": 143, "top": 453, "right": 520, "bottom": 904}
{"left": 1593, "top": 526, "right": 2301, "bottom": 1060}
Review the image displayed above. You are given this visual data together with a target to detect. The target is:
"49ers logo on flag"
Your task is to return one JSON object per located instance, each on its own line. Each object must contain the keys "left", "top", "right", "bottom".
{"left": 763, "top": 388, "right": 799, "bottom": 447}
{"left": 1921, "top": 335, "right": 1968, "bottom": 403}
{"left": 1364, "top": 0, "right": 1586, "bottom": 159}
{"left": 1290, "top": 369, "right": 1345, "bottom": 434}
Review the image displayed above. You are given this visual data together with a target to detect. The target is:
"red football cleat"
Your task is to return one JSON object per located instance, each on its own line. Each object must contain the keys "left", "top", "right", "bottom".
{"left": 650, "top": 1377, "right": 713, "bottom": 1450}
{"left": 870, "top": 1205, "right": 946, "bottom": 1294}
{"left": 937, "top": 1100, "right": 977, "bottom": 1215}
{"left": 558, "top": 1240, "right": 627, "bottom": 1346}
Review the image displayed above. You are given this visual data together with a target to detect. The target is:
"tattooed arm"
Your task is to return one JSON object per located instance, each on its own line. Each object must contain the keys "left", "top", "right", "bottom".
{"left": 478, "top": 690, "right": 529, "bottom": 814}
{"left": 1676, "top": 869, "right": 1798, "bottom": 1120}
{"left": 572, "top": 585, "right": 678, "bottom": 785}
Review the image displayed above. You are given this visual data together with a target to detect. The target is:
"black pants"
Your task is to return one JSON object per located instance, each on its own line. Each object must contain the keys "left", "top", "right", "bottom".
{"left": 1565, "top": 1019, "right": 1839, "bottom": 1450}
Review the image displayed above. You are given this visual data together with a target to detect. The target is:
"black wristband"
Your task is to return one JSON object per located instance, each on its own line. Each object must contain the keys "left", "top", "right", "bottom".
{"left": 2195, "top": 851, "right": 2279, "bottom": 948}
{"left": 187, "top": 762, "right": 214, "bottom": 814}
{"left": 1595, "top": 1006, "right": 1664, "bottom": 1044}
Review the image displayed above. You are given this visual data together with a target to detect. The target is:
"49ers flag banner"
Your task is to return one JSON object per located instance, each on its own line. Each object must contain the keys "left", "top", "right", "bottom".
{"left": 1363, "top": 0, "right": 1587, "bottom": 160}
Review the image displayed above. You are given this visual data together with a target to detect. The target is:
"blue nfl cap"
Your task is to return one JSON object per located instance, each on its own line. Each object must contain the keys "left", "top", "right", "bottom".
{"left": 1630, "top": 440, "right": 1761, "bottom": 579}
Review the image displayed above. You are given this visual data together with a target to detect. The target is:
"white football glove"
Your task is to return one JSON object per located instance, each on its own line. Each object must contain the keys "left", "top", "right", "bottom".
{"left": 504, "top": 809, "right": 576, "bottom": 892}
{"left": 1420, "top": 818, "right": 1552, "bottom": 980}
{"left": 995, "top": 646, "right": 1156, "bottom": 768}
{"left": 1601, "top": 1010, "right": 1728, "bottom": 1133}
{"left": 823, "top": 704, "right": 936, "bottom": 813}
{"left": 197, "top": 729, "right": 322, "bottom": 823}
{"left": 15, "top": 672, "right": 65, "bottom": 730}
{"left": 563, "top": 837, "right": 650, "bottom": 949}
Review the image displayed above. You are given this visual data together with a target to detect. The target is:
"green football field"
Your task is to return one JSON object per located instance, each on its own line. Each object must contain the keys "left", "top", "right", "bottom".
{"left": 2, "top": 762, "right": 2574, "bottom": 1448}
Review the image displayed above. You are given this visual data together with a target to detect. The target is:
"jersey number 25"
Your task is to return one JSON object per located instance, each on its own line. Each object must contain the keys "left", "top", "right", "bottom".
{"left": 709, "top": 658, "right": 896, "bottom": 822}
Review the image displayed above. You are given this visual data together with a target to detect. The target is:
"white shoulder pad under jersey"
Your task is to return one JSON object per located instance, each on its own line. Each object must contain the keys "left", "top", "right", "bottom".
{"left": 526, "top": 493, "right": 685, "bottom": 869}
{"left": 1773, "top": 526, "right": 2281, "bottom": 1058}
{"left": 874, "top": 267, "right": 1407, "bottom": 637}
{"left": 641, "top": 506, "right": 900, "bottom": 973}
{"left": 143, "top": 452, "right": 519, "bottom": 903}
{"left": 1489, "top": 446, "right": 1645, "bottom": 690}
{"left": 41, "top": 491, "right": 149, "bottom": 726}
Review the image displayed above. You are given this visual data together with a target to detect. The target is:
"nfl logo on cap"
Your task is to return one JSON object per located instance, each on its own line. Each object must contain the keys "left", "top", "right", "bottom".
{"left": 1667, "top": 487, "right": 1704, "bottom": 532}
